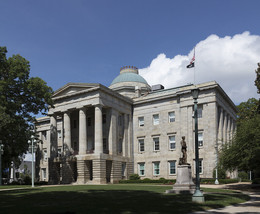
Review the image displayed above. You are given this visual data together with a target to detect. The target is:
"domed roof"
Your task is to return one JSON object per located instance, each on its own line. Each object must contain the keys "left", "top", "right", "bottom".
{"left": 110, "top": 66, "right": 149, "bottom": 86}
{"left": 111, "top": 72, "right": 148, "bottom": 86}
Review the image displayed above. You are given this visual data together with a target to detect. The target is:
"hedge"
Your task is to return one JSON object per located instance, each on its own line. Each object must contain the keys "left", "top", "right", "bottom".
{"left": 119, "top": 178, "right": 176, "bottom": 184}
{"left": 119, "top": 178, "right": 250, "bottom": 184}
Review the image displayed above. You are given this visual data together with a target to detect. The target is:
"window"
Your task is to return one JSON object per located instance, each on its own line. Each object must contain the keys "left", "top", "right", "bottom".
{"left": 168, "top": 112, "right": 175, "bottom": 122}
{"left": 138, "top": 117, "right": 144, "bottom": 127}
{"left": 153, "top": 162, "right": 160, "bottom": 175}
{"left": 42, "top": 131, "right": 47, "bottom": 140}
{"left": 169, "top": 135, "right": 176, "bottom": 150}
{"left": 153, "top": 114, "right": 159, "bottom": 125}
{"left": 198, "top": 132, "right": 203, "bottom": 147}
{"left": 87, "top": 117, "right": 91, "bottom": 126}
{"left": 57, "top": 130, "right": 62, "bottom": 139}
{"left": 153, "top": 137, "right": 160, "bottom": 151}
{"left": 102, "top": 114, "right": 106, "bottom": 124}
{"left": 198, "top": 105, "right": 203, "bottom": 118}
{"left": 138, "top": 139, "right": 145, "bottom": 152}
{"left": 169, "top": 161, "right": 176, "bottom": 175}
{"left": 42, "top": 168, "right": 47, "bottom": 180}
{"left": 138, "top": 163, "right": 145, "bottom": 176}
{"left": 43, "top": 149, "right": 48, "bottom": 161}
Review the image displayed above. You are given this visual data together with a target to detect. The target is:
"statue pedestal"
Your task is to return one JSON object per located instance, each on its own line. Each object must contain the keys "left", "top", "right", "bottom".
{"left": 166, "top": 164, "right": 195, "bottom": 194}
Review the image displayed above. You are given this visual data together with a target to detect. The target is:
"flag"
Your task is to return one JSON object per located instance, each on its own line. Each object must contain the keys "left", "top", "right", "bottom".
{"left": 187, "top": 48, "right": 195, "bottom": 68}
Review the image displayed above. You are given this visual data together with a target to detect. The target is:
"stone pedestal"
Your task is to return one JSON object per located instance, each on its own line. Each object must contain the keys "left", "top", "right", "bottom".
{"left": 166, "top": 165, "right": 195, "bottom": 194}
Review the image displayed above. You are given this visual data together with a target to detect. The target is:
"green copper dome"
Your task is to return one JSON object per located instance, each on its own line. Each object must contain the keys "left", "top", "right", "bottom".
{"left": 110, "top": 72, "right": 148, "bottom": 86}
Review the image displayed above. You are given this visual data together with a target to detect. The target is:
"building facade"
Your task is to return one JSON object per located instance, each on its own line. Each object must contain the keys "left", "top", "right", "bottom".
{"left": 36, "top": 66, "right": 237, "bottom": 184}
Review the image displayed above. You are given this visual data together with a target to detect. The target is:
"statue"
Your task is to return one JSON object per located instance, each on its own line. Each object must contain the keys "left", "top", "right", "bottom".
{"left": 179, "top": 136, "right": 187, "bottom": 165}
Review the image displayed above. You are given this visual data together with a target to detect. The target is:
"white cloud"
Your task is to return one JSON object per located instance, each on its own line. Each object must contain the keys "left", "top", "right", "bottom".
{"left": 139, "top": 31, "right": 260, "bottom": 104}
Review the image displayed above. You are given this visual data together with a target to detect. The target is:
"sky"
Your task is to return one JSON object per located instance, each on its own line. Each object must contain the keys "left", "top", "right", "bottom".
{"left": 1, "top": 0, "right": 260, "bottom": 105}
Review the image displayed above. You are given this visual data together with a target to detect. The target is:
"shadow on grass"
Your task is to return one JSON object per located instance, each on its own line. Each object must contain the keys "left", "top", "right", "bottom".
{"left": 0, "top": 189, "right": 249, "bottom": 214}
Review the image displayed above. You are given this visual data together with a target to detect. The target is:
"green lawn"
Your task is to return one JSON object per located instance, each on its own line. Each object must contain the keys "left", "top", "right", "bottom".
{"left": 0, "top": 184, "right": 249, "bottom": 214}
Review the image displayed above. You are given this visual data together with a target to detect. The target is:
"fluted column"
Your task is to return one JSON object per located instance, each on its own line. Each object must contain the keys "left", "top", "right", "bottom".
{"left": 95, "top": 105, "right": 103, "bottom": 154}
{"left": 217, "top": 107, "right": 223, "bottom": 145}
{"left": 79, "top": 108, "right": 87, "bottom": 155}
{"left": 109, "top": 108, "right": 117, "bottom": 155}
{"left": 123, "top": 114, "right": 128, "bottom": 157}
{"left": 64, "top": 111, "right": 71, "bottom": 154}
{"left": 50, "top": 115, "right": 57, "bottom": 158}
{"left": 223, "top": 111, "right": 227, "bottom": 143}
{"left": 227, "top": 116, "right": 231, "bottom": 142}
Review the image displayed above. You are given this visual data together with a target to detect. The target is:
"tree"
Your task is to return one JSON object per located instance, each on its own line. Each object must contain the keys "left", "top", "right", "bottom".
{"left": 219, "top": 98, "right": 260, "bottom": 176}
{"left": 255, "top": 63, "right": 260, "bottom": 94}
{"left": 0, "top": 46, "right": 53, "bottom": 168}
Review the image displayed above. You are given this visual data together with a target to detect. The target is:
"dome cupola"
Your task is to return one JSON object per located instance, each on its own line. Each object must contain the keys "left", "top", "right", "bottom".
{"left": 109, "top": 66, "right": 151, "bottom": 98}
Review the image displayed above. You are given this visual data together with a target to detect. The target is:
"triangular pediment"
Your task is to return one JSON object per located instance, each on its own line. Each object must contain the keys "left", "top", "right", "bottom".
{"left": 53, "top": 83, "right": 100, "bottom": 98}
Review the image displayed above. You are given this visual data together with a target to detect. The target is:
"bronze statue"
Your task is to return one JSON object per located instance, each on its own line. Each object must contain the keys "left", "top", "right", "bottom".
{"left": 180, "top": 136, "right": 187, "bottom": 165}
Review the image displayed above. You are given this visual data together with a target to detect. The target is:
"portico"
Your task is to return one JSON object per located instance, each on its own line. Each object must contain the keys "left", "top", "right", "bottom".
{"left": 40, "top": 83, "right": 133, "bottom": 184}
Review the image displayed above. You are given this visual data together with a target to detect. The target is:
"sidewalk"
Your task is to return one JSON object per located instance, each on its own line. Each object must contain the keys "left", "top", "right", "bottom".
{"left": 191, "top": 182, "right": 260, "bottom": 214}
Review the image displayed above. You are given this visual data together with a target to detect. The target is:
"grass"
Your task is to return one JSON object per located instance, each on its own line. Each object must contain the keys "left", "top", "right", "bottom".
{"left": 0, "top": 185, "right": 31, "bottom": 189}
{"left": 0, "top": 184, "right": 249, "bottom": 214}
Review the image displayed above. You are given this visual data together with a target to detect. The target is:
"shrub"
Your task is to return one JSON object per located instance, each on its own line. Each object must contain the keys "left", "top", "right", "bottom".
{"left": 129, "top": 174, "right": 140, "bottom": 180}
{"left": 238, "top": 171, "right": 248, "bottom": 180}
{"left": 213, "top": 167, "right": 226, "bottom": 179}
{"left": 252, "top": 178, "right": 260, "bottom": 184}
{"left": 23, "top": 175, "right": 32, "bottom": 185}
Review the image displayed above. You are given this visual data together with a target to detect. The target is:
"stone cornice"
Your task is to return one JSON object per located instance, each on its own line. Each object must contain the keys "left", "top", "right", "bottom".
{"left": 133, "top": 81, "right": 237, "bottom": 113}
{"left": 52, "top": 83, "right": 133, "bottom": 105}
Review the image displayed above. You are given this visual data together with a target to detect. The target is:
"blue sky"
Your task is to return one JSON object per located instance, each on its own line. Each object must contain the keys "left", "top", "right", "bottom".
{"left": 1, "top": 0, "right": 260, "bottom": 104}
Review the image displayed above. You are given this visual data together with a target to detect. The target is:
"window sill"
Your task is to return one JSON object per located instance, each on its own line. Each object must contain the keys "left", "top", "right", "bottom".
{"left": 153, "top": 150, "right": 160, "bottom": 153}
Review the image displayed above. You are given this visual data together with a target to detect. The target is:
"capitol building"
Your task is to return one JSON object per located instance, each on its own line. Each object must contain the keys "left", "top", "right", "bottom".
{"left": 36, "top": 66, "right": 237, "bottom": 184}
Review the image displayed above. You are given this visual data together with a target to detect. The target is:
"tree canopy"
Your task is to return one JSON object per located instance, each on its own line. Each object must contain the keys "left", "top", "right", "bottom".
{"left": 0, "top": 46, "right": 53, "bottom": 167}
{"left": 220, "top": 98, "right": 260, "bottom": 175}
{"left": 255, "top": 63, "right": 260, "bottom": 94}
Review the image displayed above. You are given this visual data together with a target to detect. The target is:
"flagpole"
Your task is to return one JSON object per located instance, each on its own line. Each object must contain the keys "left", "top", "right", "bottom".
{"left": 193, "top": 47, "right": 196, "bottom": 85}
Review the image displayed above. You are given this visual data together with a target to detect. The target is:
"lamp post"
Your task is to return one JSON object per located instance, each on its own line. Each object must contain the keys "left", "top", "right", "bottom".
{"left": 191, "top": 88, "right": 205, "bottom": 203}
{"left": 28, "top": 125, "right": 39, "bottom": 188}
{"left": 215, "top": 144, "right": 219, "bottom": 185}
{"left": 0, "top": 141, "right": 4, "bottom": 186}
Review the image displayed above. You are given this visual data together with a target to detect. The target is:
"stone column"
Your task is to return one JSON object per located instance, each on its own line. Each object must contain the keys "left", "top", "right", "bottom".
{"left": 123, "top": 114, "right": 128, "bottom": 157}
{"left": 109, "top": 108, "right": 117, "bottom": 155}
{"left": 223, "top": 111, "right": 227, "bottom": 143}
{"left": 50, "top": 114, "right": 57, "bottom": 158}
{"left": 227, "top": 115, "right": 231, "bottom": 142}
{"left": 128, "top": 112, "right": 133, "bottom": 158}
{"left": 79, "top": 108, "right": 87, "bottom": 155}
{"left": 64, "top": 111, "right": 71, "bottom": 154}
{"left": 217, "top": 107, "right": 223, "bottom": 145}
{"left": 95, "top": 105, "right": 103, "bottom": 154}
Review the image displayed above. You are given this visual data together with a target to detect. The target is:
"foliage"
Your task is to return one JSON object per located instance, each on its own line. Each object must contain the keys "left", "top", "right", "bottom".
{"left": 119, "top": 178, "right": 176, "bottom": 184}
{"left": 129, "top": 174, "right": 140, "bottom": 180}
{"left": 252, "top": 178, "right": 260, "bottom": 184}
{"left": 213, "top": 167, "right": 226, "bottom": 179}
{"left": 238, "top": 171, "right": 248, "bottom": 180}
{"left": 219, "top": 98, "right": 260, "bottom": 174}
{"left": 0, "top": 46, "right": 53, "bottom": 167}
{"left": 236, "top": 98, "right": 259, "bottom": 123}
{"left": 200, "top": 178, "right": 241, "bottom": 184}
{"left": 255, "top": 63, "right": 260, "bottom": 94}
